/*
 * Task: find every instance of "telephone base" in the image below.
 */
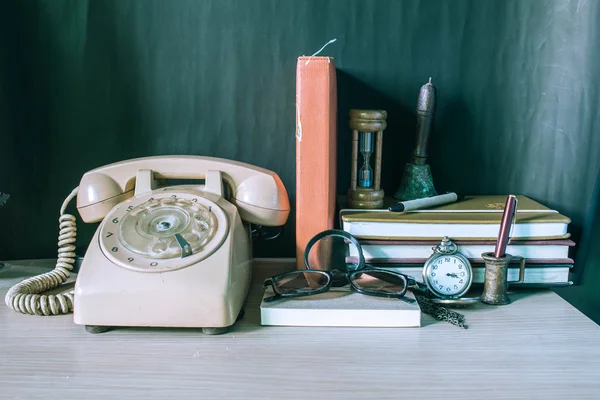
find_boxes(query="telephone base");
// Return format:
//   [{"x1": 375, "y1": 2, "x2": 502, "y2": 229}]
[
  {"x1": 84, "y1": 325, "x2": 229, "y2": 335},
  {"x1": 85, "y1": 325, "x2": 112, "y2": 334},
  {"x1": 82, "y1": 308, "x2": 245, "y2": 335}
]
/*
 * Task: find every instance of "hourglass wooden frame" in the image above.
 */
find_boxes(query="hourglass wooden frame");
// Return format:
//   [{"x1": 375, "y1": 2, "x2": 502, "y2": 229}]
[{"x1": 347, "y1": 109, "x2": 387, "y2": 209}]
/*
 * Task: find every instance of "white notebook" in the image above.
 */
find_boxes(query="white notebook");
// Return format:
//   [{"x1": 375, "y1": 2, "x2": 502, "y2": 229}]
[
  {"x1": 347, "y1": 241, "x2": 573, "y2": 260},
  {"x1": 260, "y1": 287, "x2": 421, "y2": 328}
]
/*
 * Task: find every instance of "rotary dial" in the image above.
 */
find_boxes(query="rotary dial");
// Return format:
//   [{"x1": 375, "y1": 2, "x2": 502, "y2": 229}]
[{"x1": 99, "y1": 190, "x2": 229, "y2": 272}]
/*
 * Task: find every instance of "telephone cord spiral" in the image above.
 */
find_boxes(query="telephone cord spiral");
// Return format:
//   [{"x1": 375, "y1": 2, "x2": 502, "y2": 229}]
[{"x1": 5, "y1": 187, "x2": 79, "y2": 315}]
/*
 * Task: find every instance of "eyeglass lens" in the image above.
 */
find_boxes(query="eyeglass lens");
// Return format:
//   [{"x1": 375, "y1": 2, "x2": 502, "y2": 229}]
[
  {"x1": 274, "y1": 271, "x2": 330, "y2": 294},
  {"x1": 350, "y1": 270, "x2": 407, "y2": 295}
]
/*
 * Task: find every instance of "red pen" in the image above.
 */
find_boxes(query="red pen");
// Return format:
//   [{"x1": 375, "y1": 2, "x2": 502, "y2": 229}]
[{"x1": 493, "y1": 195, "x2": 518, "y2": 258}]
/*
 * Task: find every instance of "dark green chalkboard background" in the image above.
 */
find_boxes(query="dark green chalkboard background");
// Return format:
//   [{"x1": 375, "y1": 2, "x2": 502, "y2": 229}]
[{"x1": 1, "y1": 0, "x2": 599, "y2": 321}]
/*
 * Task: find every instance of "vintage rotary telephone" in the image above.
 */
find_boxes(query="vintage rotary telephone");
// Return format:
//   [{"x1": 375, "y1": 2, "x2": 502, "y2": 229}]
[{"x1": 5, "y1": 155, "x2": 290, "y2": 334}]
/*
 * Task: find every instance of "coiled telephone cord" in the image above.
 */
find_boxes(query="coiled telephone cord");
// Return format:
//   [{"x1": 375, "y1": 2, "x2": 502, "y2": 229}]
[{"x1": 5, "y1": 187, "x2": 79, "y2": 315}]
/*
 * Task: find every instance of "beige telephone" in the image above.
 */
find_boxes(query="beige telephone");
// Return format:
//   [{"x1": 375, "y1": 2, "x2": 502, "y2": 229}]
[{"x1": 5, "y1": 155, "x2": 290, "y2": 334}]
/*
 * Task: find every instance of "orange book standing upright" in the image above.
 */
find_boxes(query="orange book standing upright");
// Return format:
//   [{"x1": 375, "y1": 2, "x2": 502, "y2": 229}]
[{"x1": 295, "y1": 56, "x2": 337, "y2": 269}]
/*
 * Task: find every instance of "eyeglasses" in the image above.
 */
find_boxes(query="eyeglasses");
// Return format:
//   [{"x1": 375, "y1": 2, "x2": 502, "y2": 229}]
[
  {"x1": 263, "y1": 268, "x2": 416, "y2": 303},
  {"x1": 263, "y1": 229, "x2": 415, "y2": 303}
]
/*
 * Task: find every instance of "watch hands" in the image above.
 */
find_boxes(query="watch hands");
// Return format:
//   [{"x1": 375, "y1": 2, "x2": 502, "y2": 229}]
[{"x1": 446, "y1": 272, "x2": 459, "y2": 278}]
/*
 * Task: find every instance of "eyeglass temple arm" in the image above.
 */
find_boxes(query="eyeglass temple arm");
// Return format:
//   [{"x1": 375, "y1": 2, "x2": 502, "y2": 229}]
[{"x1": 262, "y1": 278, "x2": 281, "y2": 302}]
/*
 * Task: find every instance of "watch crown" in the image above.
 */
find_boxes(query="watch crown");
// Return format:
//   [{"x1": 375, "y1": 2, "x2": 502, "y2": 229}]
[{"x1": 436, "y1": 236, "x2": 457, "y2": 254}]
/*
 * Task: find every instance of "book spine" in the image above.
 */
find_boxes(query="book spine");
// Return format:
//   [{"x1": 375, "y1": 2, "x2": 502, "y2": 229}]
[
  {"x1": 295, "y1": 57, "x2": 337, "y2": 269},
  {"x1": 346, "y1": 256, "x2": 575, "y2": 265},
  {"x1": 355, "y1": 239, "x2": 576, "y2": 246},
  {"x1": 376, "y1": 265, "x2": 571, "y2": 285},
  {"x1": 348, "y1": 244, "x2": 571, "y2": 259},
  {"x1": 341, "y1": 220, "x2": 569, "y2": 241}
]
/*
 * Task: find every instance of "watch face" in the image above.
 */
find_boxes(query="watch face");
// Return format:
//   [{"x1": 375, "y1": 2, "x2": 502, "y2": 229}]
[{"x1": 425, "y1": 254, "x2": 472, "y2": 297}]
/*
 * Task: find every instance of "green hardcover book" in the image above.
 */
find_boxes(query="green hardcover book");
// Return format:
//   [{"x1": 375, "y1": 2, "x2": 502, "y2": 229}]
[
  {"x1": 339, "y1": 195, "x2": 571, "y2": 241},
  {"x1": 371, "y1": 263, "x2": 573, "y2": 286}
]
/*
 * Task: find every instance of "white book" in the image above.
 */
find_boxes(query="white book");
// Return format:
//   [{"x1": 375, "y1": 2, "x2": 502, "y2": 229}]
[
  {"x1": 348, "y1": 240, "x2": 574, "y2": 260},
  {"x1": 342, "y1": 221, "x2": 569, "y2": 240},
  {"x1": 260, "y1": 287, "x2": 421, "y2": 328},
  {"x1": 377, "y1": 265, "x2": 572, "y2": 285}
]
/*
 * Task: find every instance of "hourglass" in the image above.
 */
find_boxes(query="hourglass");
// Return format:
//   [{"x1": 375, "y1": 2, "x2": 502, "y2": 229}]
[{"x1": 347, "y1": 109, "x2": 386, "y2": 209}]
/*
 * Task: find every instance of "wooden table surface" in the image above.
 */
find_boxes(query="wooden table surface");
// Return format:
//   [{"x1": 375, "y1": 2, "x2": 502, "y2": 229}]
[{"x1": 1, "y1": 259, "x2": 599, "y2": 399}]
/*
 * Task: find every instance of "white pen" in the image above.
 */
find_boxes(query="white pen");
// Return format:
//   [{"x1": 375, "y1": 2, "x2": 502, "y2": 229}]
[{"x1": 388, "y1": 192, "x2": 463, "y2": 212}]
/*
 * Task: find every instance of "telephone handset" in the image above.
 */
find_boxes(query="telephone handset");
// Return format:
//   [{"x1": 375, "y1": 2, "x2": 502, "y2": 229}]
[
  {"x1": 6, "y1": 156, "x2": 290, "y2": 333},
  {"x1": 76, "y1": 155, "x2": 290, "y2": 226}
]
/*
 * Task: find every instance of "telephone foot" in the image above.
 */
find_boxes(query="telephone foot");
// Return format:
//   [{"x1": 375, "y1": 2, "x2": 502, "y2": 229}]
[
  {"x1": 236, "y1": 308, "x2": 245, "y2": 322},
  {"x1": 85, "y1": 325, "x2": 111, "y2": 334},
  {"x1": 202, "y1": 327, "x2": 229, "y2": 335}
]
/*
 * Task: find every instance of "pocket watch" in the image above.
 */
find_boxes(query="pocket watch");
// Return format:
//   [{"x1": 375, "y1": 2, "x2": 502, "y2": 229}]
[{"x1": 422, "y1": 237, "x2": 478, "y2": 306}]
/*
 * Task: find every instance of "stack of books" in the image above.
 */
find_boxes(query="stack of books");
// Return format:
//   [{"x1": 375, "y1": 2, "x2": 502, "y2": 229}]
[{"x1": 339, "y1": 195, "x2": 574, "y2": 286}]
